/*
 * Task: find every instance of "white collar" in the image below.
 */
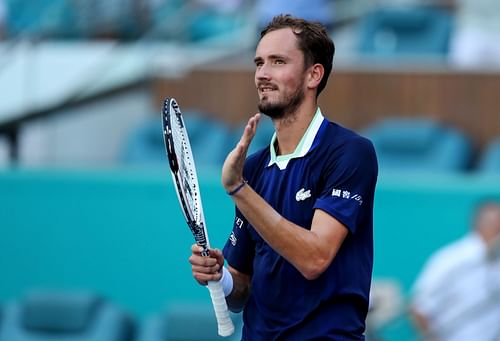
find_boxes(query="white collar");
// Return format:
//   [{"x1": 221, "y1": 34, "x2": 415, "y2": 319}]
[{"x1": 267, "y1": 107, "x2": 325, "y2": 170}]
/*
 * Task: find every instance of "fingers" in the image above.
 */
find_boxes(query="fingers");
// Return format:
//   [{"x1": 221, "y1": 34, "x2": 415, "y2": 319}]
[
  {"x1": 190, "y1": 243, "x2": 204, "y2": 254},
  {"x1": 189, "y1": 244, "x2": 224, "y2": 285},
  {"x1": 191, "y1": 264, "x2": 222, "y2": 285},
  {"x1": 238, "y1": 113, "x2": 261, "y2": 152},
  {"x1": 247, "y1": 113, "x2": 261, "y2": 133},
  {"x1": 210, "y1": 248, "x2": 225, "y2": 266},
  {"x1": 221, "y1": 113, "x2": 261, "y2": 190}
]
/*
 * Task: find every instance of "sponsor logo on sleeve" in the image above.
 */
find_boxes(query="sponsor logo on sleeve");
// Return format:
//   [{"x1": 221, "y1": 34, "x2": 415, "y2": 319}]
[{"x1": 332, "y1": 188, "x2": 363, "y2": 205}]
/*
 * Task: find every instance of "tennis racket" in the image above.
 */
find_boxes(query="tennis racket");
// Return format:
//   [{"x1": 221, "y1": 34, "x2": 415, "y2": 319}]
[{"x1": 161, "y1": 98, "x2": 234, "y2": 337}]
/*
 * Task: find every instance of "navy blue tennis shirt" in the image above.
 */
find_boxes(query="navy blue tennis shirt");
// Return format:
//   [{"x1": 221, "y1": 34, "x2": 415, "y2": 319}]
[{"x1": 223, "y1": 109, "x2": 378, "y2": 340}]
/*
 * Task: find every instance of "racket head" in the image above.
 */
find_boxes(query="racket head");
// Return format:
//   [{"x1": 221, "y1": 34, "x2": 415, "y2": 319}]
[{"x1": 162, "y1": 98, "x2": 210, "y2": 252}]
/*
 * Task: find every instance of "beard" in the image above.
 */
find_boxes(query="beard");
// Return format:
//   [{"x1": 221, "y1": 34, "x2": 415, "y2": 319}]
[{"x1": 258, "y1": 85, "x2": 305, "y2": 120}]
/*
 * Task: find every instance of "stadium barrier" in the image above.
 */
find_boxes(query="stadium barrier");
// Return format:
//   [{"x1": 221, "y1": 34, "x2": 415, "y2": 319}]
[{"x1": 0, "y1": 168, "x2": 499, "y2": 338}]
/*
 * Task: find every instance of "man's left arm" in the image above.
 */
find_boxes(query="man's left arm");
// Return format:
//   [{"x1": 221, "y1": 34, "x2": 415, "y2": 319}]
[
  {"x1": 230, "y1": 183, "x2": 348, "y2": 280},
  {"x1": 222, "y1": 113, "x2": 350, "y2": 280}
]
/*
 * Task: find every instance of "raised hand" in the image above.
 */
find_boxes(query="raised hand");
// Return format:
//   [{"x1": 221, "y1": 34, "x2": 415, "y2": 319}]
[{"x1": 222, "y1": 113, "x2": 261, "y2": 192}]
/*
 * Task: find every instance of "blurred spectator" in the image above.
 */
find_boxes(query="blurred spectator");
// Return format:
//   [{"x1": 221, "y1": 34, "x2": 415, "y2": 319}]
[
  {"x1": 449, "y1": 0, "x2": 500, "y2": 68},
  {"x1": 255, "y1": 0, "x2": 335, "y2": 32},
  {"x1": 410, "y1": 201, "x2": 500, "y2": 341}
]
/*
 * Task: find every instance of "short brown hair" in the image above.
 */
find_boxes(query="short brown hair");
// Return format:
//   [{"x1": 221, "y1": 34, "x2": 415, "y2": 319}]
[{"x1": 260, "y1": 14, "x2": 335, "y2": 96}]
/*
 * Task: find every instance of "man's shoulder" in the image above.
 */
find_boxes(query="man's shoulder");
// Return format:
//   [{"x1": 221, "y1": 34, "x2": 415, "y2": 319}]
[
  {"x1": 318, "y1": 120, "x2": 377, "y2": 171},
  {"x1": 321, "y1": 120, "x2": 375, "y2": 152}
]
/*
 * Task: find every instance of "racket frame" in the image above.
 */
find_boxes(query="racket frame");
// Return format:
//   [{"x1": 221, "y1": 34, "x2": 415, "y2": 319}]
[{"x1": 162, "y1": 98, "x2": 234, "y2": 337}]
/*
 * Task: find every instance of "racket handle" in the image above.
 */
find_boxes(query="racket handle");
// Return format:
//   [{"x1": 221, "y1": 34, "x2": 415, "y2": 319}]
[{"x1": 207, "y1": 281, "x2": 235, "y2": 337}]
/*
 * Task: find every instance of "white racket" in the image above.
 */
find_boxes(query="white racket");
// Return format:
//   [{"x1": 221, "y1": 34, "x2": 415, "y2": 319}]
[{"x1": 161, "y1": 98, "x2": 234, "y2": 337}]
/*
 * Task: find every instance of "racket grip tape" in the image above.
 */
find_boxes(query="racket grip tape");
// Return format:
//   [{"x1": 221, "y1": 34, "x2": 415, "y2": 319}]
[{"x1": 207, "y1": 281, "x2": 235, "y2": 337}]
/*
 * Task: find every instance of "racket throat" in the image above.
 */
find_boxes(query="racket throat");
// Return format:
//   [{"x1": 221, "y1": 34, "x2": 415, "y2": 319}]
[{"x1": 188, "y1": 220, "x2": 210, "y2": 256}]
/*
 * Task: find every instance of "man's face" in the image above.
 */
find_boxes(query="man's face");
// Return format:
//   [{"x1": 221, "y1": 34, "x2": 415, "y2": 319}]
[{"x1": 254, "y1": 28, "x2": 308, "y2": 119}]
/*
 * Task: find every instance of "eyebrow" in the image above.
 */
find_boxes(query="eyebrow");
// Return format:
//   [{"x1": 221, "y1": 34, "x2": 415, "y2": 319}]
[{"x1": 253, "y1": 54, "x2": 288, "y2": 64}]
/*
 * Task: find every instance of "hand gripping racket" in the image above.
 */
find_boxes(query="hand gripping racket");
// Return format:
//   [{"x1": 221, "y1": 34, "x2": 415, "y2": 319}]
[{"x1": 161, "y1": 98, "x2": 234, "y2": 337}]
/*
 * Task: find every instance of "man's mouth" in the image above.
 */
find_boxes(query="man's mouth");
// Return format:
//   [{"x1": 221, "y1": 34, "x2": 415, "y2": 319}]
[{"x1": 258, "y1": 84, "x2": 278, "y2": 93}]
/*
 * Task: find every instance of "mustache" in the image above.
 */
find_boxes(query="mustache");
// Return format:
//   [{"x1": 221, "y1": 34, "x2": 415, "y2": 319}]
[{"x1": 257, "y1": 82, "x2": 278, "y2": 90}]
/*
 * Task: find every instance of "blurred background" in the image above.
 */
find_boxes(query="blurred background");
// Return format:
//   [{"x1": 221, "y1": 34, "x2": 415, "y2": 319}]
[{"x1": 0, "y1": 0, "x2": 499, "y2": 340}]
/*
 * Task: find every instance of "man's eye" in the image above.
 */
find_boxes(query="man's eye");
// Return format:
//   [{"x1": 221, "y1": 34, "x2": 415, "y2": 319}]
[{"x1": 275, "y1": 60, "x2": 285, "y2": 65}]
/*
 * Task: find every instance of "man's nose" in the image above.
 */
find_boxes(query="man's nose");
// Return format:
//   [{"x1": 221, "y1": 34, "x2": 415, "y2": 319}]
[{"x1": 255, "y1": 64, "x2": 271, "y2": 80}]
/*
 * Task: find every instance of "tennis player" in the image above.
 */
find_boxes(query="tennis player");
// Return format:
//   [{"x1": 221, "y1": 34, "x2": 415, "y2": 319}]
[{"x1": 189, "y1": 14, "x2": 378, "y2": 340}]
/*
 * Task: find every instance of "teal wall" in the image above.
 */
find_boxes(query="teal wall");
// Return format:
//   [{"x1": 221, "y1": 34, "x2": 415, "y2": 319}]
[
  {"x1": 373, "y1": 172, "x2": 500, "y2": 290},
  {"x1": 1, "y1": 168, "x2": 499, "y2": 337},
  {"x1": 0, "y1": 168, "x2": 234, "y2": 318}
]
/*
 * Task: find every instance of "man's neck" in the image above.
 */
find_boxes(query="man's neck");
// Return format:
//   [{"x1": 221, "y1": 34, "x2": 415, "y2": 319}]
[{"x1": 273, "y1": 100, "x2": 318, "y2": 156}]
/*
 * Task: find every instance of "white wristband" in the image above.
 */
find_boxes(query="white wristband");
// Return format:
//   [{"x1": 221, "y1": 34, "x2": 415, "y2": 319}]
[{"x1": 220, "y1": 266, "x2": 234, "y2": 297}]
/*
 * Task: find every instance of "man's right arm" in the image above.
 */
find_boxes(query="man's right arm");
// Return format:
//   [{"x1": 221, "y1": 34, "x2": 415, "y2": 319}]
[{"x1": 226, "y1": 265, "x2": 251, "y2": 313}]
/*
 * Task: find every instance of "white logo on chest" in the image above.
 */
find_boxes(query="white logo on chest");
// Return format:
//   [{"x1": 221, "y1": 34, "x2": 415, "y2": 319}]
[{"x1": 295, "y1": 188, "x2": 312, "y2": 202}]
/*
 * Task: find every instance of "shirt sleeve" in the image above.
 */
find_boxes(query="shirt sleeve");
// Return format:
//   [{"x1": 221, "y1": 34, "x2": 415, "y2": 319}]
[
  {"x1": 410, "y1": 242, "x2": 466, "y2": 318},
  {"x1": 411, "y1": 263, "x2": 439, "y2": 317},
  {"x1": 313, "y1": 136, "x2": 378, "y2": 234},
  {"x1": 222, "y1": 206, "x2": 255, "y2": 275}
]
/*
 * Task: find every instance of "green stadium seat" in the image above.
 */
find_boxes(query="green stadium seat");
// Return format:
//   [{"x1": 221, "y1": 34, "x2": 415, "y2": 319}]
[
  {"x1": 358, "y1": 7, "x2": 453, "y2": 59},
  {"x1": 361, "y1": 118, "x2": 472, "y2": 172},
  {"x1": 120, "y1": 116, "x2": 167, "y2": 166},
  {"x1": 5, "y1": 0, "x2": 81, "y2": 39},
  {"x1": 0, "y1": 290, "x2": 135, "y2": 341},
  {"x1": 120, "y1": 113, "x2": 234, "y2": 173},
  {"x1": 138, "y1": 303, "x2": 242, "y2": 341},
  {"x1": 188, "y1": 10, "x2": 246, "y2": 43},
  {"x1": 479, "y1": 138, "x2": 500, "y2": 173}
]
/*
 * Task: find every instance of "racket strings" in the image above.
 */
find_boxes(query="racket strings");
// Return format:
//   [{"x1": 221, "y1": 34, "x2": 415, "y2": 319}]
[
  {"x1": 173, "y1": 122, "x2": 208, "y2": 249},
  {"x1": 166, "y1": 100, "x2": 207, "y2": 248},
  {"x1": 172, "y1": 114, "x2": 201, "y2": 224}
]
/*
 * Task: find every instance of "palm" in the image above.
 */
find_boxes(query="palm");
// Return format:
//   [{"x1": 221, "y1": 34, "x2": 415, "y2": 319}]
[{"x1": 222, "y1": 114, "x2": 261, "y2": 190}]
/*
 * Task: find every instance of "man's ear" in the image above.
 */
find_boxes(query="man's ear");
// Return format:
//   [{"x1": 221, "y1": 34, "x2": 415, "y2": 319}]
[{"x1": 307, "y1": 63, "x2": 324, "y2": 90}]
